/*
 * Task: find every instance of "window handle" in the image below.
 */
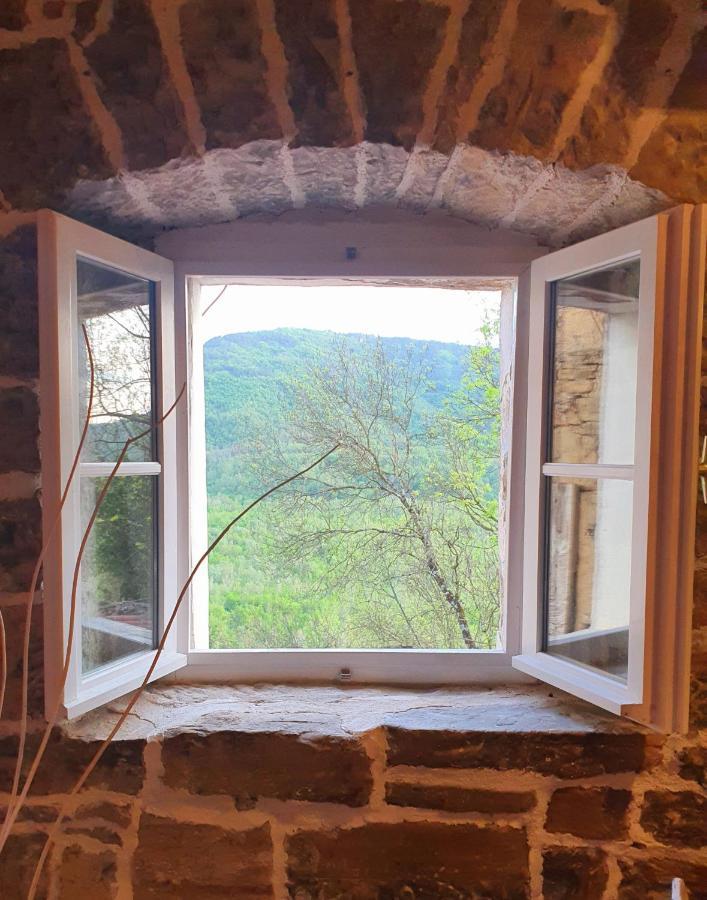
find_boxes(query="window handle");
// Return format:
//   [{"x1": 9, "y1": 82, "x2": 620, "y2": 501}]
[{"x1": 700, "y1": 436, "x2": 707, "y2": 505}]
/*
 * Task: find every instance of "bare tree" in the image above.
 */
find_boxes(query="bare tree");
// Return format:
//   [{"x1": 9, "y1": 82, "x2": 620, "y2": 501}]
[{"x1": 251, "y1": 334, "x2": 501, "y2": 650}]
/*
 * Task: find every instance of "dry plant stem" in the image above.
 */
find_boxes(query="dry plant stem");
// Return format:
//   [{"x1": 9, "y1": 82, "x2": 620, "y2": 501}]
[
  {"x1": 0, "y1": 383, "x2": 185, "y2": 856},
  {"x1": 26, "y1": 443, "x2": 340, "y2": 898},
  {"x1": 0, "y1": 325, "x2": 95, "y2": 837},
  {"x1": 201, "y1": 284, "x2": 227, "y2": 318}
]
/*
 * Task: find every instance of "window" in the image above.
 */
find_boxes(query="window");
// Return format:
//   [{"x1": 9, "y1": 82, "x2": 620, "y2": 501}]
[
  {"x1": 38, "y1": 205, "x2": 705, "y2": 730},
  {"x1": 38, "y1": 212, "x2": 184, "y2": 718},
  {"x1": 196, "y1": 284, "x2": 505, "y2": 653}
]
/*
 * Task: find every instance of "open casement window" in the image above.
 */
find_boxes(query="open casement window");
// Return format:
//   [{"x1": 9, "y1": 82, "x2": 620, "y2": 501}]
[
  {"x1": 38, "y1": 205, "x2": 704, "y2": 731},
  {"x1": 513, "y1": 205, "x2": 706, "y2": 732},
  {"x1": 38, "y1": 211, "x2": 187, "y2": 718}
]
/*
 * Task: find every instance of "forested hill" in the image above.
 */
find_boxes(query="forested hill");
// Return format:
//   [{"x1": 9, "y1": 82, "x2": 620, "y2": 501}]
[{"x1": 203, "y1": 328, "x2": 476, "y2": 495}]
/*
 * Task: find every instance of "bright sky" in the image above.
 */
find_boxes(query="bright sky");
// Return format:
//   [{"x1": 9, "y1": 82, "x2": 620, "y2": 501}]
[{"x1": 199, "y1": 284, "x2": 501, "y2": 346}]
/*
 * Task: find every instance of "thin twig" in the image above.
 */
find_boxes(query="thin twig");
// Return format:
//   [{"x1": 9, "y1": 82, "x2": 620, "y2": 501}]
[
  {"x1": 0, "y1": 325, "x2": 95, "y2": 842},
  {"x1": 201, "y1": 285, "x2": 228, "y2": 318},
  {"x1": 26, "y1": 443, "x2": 339, "y2": 898}
]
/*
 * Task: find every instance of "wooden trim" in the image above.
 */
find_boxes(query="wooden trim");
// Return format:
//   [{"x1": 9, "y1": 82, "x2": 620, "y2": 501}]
[
  {"x1": 79, "y1": 462, "x2": 162, "y2": 477},
  {"x1": 541, "y1": 463, "x2": 634, "y2": 480},
  {"x1": 37, "y1": 209, "x2": 185, "y2": 718},
  {"x1": 625, "y1": 205, "x2": 705, "y2": 731},
  {"x1": 176, "y1": 266, "x2": 530, "y2": 674},
  {"x1": 514, "y1": 209, "x2": 694, "y2": 726},
  {"x1": 182, "y1": 648, "x2": 528, "y2": 686}
]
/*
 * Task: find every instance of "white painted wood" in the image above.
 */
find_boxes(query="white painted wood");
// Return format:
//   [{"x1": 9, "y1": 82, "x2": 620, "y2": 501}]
[
  {"x1": 512, "y1": 653, "x2": 634, "y2": 714},
  {"x1": 182, "y1": 649, "x2": 532, "y2": 686},
  {"x1": 176, "y1": 267, "x2": 531, "y2": 680},
  {"x1": 64, "y1": 651, "x2": 187, "y2": 719},
  {"x1": 541, "y1": 463, "x2": 634, "y2": 480},
  {"x1": 164, "y1": 215, "x2": 548, "y2": 673},
  {"x1": 156, "y1": 208, "x2": 546, "y2": 279},
  {"x1": 515, "y1": 207, "x2": 702, "y2": 730},
  {"x1": 625, "y1": 204, "x2": 706, "y2": 731},
  {"x1": 38, "y1": 210, "x2": 185, "y2": 717},
  {"x1": 79, "y1": 462, "x2": 161, "y2": 477}
]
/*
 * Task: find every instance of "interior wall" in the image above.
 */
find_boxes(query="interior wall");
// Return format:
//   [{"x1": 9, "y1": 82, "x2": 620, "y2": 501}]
[{"x1": 0, "y1": 0, "x2": 705, "y2": 895}]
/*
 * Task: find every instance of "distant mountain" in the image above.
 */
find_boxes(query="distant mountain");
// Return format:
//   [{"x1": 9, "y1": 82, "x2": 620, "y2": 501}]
[{"x1": 203, "y1": 328, "x2": 483, "y2": 497}]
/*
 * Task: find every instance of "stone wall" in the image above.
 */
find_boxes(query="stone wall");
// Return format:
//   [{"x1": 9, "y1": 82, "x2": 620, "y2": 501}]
[
  {"x1": 0, "y1": 685, "x2": 706, "y2": 899},
  {"x1": 0, "y1": 0, "x2": 704, "y2": 244},
  {"x1": 1, "y1": 0, "x2": 706, "y2": 895}
]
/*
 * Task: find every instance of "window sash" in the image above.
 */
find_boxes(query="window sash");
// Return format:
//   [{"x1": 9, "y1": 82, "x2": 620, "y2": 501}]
[
  {"x1": 38, "y1": 210, "x2": 186, "y2": 719},
  {"x1": 514, "y1": 205, "x2": 704, "y2": 730}
]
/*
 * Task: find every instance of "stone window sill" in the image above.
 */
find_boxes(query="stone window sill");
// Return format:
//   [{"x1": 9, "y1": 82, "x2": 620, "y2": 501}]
[{"x1": 64, "y1": 682, "x2": 648, "y2": 745}]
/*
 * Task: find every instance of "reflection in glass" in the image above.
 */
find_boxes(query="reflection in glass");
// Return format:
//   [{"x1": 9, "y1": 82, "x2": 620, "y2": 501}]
[
  {"x1": 545, "y1": 477, "x2": 632, "y2": 680},
  {"x1": 77, "y1": 257, "x2": 155, "y2": 462},
  {"x1": 550, "y1": 258, "x2": 640, "y2": 465},
  {"x1": 81, "y1": 476, "x2": 157, "y2": 673}
]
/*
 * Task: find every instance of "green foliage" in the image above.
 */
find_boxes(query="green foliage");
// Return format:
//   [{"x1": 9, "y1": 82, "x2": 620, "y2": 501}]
[{"x1": 204, "y1": 325, "x2": 502, "y2": 650}]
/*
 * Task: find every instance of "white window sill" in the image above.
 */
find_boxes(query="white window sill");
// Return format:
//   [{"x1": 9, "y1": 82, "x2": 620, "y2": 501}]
[{"x1": 180, "y1": 649, "x2": 531, "y2": 687}]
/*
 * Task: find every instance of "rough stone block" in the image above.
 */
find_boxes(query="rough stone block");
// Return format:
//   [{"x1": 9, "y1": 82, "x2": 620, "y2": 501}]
[
  {"x1": 0, "y1": 226, "x2": 38, "y2": 379},
  {"x1": 0, "y1": 732, "x2": 145, "y2": 796},
  {"x1": 361, "y1": 142, "x2": 408, "y2": 202},
  {"x1": 161, "y1": 730, "x2": 372, "y2": 807},
  {"x1": 385, "y1": 782, "x2": 536, "y2": 814},
  {"x1": 560, "y1": 0, "x2": 676, "y2": 170},
  {"x1": 0, "y1": 0, "x2": 27, "y2": 30},
  {"x1": 0, "y1": 803, "x2": 57, "y2": 823},
  {"x1": 287, "y1": 821, "x2": 529, "y2": 898},
  {"x1": 471, "y1": 0, "x2": 607, "y2": 157},
  {"x1": 0, "y1": 40, "x2": 111, "y2": 209},
  {"x1": 180, "y1": 0, "x2": 280, "y2": 150},
  {"x1": 291, "y1": 146, "x2": 358, "y2": 208},
  {"x1": 618, "y1": 857, "x2": 707, "y2": 899},
  {"x1": 55, "y1": 845, "x2": 118, "y2": 900},
  {"x1": 677, "y1": 743, "x2": 706, "y2": 788},
  {"x1": 434, "y1": 0, "x2": 507, "y2": 153},
  {"x1": 73, "y1": 0, "x2": 100, "y2": 42},
  {"x1": 274, "y1": 0, "x2": 353, "y2": 147},
  {"x1": 0, "y1": 833, "x2": 48, "y2": 899},
  {"x1": 0, "y1": 600, "x2": 43, "y2": 720},
  {"x1": 543, "y1": 847, "x2": 608, "y2": 900},
  {"x1": 133, "y1": 815, "x2": 272, "y2": 898},
  {"x1": 65, "y1": 800, "x2": 134, "y2": 845},
  {"x1": 630, "y1": 29, "x2": 707, "y2": 203},
  {"x1": 0, "y1": 497, "x2": 42, "y2": 593},
  {"x1": 350, "y1": 0, "x2": 449, "y2": 149},
  {"x1": 693, "y1": 564, "x2": 707, "y2": 630},
  {"x1": 84, "y1": 0, "x2": 190, "y2": 170},
  {"x1": 546, "y1": 786, "x2": 631, "y2": 839},
  {"x1": 691, "y1": 642, "x2": 707, "y2": 731},
  {"x1": 0, "y1": 388, "x2": 39, "y2": 473},
  {"x1": 640, "y1": 790, "x2": 707, "y2": 848},
  {"x1": 385, "y1": 727, "x2": 652, "y2": 777}
]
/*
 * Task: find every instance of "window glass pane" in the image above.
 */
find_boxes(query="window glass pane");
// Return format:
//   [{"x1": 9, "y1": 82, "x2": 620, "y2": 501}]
[
  {"x1": 544, "y1": 476, "x2": 632, "y2": 681},
  {"x1": 80, "y1": 475, "x2": 157, "y2": 674},
  {"x1": 77, "y1": 257, "x2": 155, "y2": 462},
  {"x1": 550, "y1": 258, "x2": 640, "y2": 465}
]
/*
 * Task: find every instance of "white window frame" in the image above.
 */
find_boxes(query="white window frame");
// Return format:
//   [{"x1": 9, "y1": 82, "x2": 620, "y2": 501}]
[
  {"x1": 38, "y1": 205, "x2": 704, "y2": 730},
  {"x1": 513, "y1": 205, "x2": 704, "y2": 731},
  {"x1": 176, "y1": 273, "x2": 528, "y2": 687},
  {"x1": 38, "y1": 211, "x2": 186, "y2": 719}
]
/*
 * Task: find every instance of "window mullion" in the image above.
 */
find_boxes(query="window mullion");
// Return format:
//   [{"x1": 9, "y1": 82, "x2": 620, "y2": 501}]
[
  {"x1": 79, "y1": 461, "x2": 162, "y2": 477},
  {"x1": 541, "y1": 462, "x2": 633, "y2": 480}
]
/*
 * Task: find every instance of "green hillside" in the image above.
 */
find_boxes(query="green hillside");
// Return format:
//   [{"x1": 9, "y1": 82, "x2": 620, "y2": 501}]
[{"x1": 203, "y1": 327, "x2": 501, "y2": 650}]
